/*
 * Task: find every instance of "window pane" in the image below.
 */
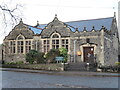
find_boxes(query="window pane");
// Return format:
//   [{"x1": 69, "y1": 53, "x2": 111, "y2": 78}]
[
  {"x1": 26, "y1": 41, "x2": 28, "y2": 45},
  {"x1": 47, "y1": 45, "x2": 50, "y2": 51},
  {"x1": 13, "y1": 41, "x2": 15, "y2": 45},
  {"x1": 21, "y1": 46, "x2": 23, "y2": 53},
  {"x1": 62, "y1": 45, "x2": 64, "y2": 47},
  {"x1": 56, "y1": 45, "x2": 59, "y2": 49},
  {"x1": 44, "y1": 40, "x2": 46, "y2": 44},
  {"x1": 52, "y1": 40, "x2": 55, "y2": 44},
  {"x1": 10, "y1": 47, "x2": 12, "y2": 53},
  {"x1": 52, "y1": 45, "x2": 55, "y2": 49},
  {"x1": 56, "y1": 40, "x2": 59, "y2": 44},
  {"x1": 29, "y1": 41, "x2": 31, "y2": 45},
  {"x1": 44, "y1": 46, "x2": 46, "y2": 52},
  {"x1": 13, "y1": 47, "x2": 15, "y2": 53},
  {"x1": 26, "y1": 46, "x2": 28, "y2": 53},
  {"x1": 29, "y1": 46, "x2": 31, "y2": 50},
  {"x1": 66, "y1": 45, "x2": 68, "y2": 50},
  {"x1": 21, "y1": 41, "x2": 23, "y2": 45},
  {"x1": 18, "y1": 41, "x2": 20, "y2": 45},
  {"x1": 62, "y1": 40, "x2": 65, "y2": 44},
  {"x1": 18, "y1": 46, "x2": 20, "y2": 53},
  {"x1": 66, "y1": 39, "x2": 68, "y2": 44},
  {"x1": 10, "y1": 41, "x2": 13, "y2": 45},
  {"x1": 47, "y1": 40, "x2": 50, "y2": 44}
]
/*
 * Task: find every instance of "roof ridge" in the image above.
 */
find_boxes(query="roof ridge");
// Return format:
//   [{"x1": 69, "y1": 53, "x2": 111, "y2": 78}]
[{"x1": 65, "y1": 17, "x2": 113, "y2": 23}]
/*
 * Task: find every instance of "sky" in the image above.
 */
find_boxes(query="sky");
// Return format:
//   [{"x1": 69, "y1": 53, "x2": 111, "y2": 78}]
[{"x1": 0, "y1": 0, "x2": 119, "y2": 44}]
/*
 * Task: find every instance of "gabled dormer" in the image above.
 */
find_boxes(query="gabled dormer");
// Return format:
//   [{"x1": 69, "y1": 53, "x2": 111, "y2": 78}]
[
  {"x1": 4, "y1": 19, "x2": 34, "y2": 40},
  {"x1": 41, "y1": 15, "x2": 72, "y2": 38}
]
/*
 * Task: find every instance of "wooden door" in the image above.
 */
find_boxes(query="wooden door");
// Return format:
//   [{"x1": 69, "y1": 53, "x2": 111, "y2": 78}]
[{"x1": 83, "y1": 47, "x2": 94, "y2": 62}]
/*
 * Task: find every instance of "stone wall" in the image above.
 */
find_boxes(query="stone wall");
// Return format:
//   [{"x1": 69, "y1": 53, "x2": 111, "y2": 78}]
[
  {"x1": 2, "y1": 64, "x2": 65, "y2": 71},
  {"x1": 69, "y1": 31, "x2": 103, "y2": 63},
  {"x1": 104, "y1": 32, "x2": 119, "y2": 65},
  {"x1": 4, "y1": 54, "x2": 26, "y2": 63}
]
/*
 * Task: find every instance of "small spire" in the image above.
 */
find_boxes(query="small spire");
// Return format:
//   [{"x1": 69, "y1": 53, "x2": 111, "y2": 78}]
[
  {"x1": 75, "y1": 28, "x2": 79, "y2": 33},
  {"x1": 83, "y1": 26, "x2": 87, "y2": 32},
  {"x1": 19, "y1": 18, "x2": 23, "y2": 24},
  {"x1": 20, "y1": 18, "x2": 22, "y2": 21},
  {"x1": 101, "y1": 26, "x2": 105, "y2": 30},
  {"x1": 55, "y1": 14, "x2": 57, "y2": 17},
  {"x1": 53, "y1": 14, "x2": 59, "y2": 21},
  {"x1": 37, "y1": 20, "x2": 39, "y2": 26},
  {"x1": 114, "y1": 12, "x2": 116, "y2": 18},
  {"x1": 92, "y1": 26, "x2": 95, "y2": 31}
]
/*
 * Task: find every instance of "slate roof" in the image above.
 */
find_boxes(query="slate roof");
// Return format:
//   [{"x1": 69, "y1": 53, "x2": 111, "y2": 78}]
[
  {"x1": 29, "y1": 17, "x2": 113, "y2": 34},
  {"x1": 66, "y1": 17, "x2": 113, "y2": 32},
  {"x1": 28, "y1": 26, "x2": 42, "y2": 34}
]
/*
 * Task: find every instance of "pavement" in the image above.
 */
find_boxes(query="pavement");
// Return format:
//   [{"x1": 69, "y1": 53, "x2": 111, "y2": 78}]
[{"x1": 0, "y1": 68, "x2": 120, "y2": 77}]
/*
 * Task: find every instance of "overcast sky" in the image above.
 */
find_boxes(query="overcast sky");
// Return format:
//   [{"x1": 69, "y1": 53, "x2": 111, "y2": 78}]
[{"x1": 0, "y1": 0, "x2": 119, "y2": 44}]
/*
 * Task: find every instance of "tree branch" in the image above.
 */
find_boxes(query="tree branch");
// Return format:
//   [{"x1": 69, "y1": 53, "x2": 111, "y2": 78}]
[{"x1": 0, "y1": 4, "x2": 23, "y2": 26}]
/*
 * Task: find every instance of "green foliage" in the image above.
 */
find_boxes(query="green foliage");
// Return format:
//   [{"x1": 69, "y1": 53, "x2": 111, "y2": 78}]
[
  {"x1": 36, "y1": 52, "x2": 45, "y2": 63},
  {"x1": 5, "y1": 61, "x2": 24, "y2": 65},
  {"x1": 115, "y1": 62, "x2": 120, "y2": 65},
  {"x1": 5, "y1": 62, "x2": 16, "y2": 65},
  {"x1": 26, "y1": 50, "x2": 45, "y2": 64},
  {"x1": 16, "y1": 61, "x2": 24, "y2": 64},
  {"x1": 45, "y1": 49, "x2": 60, "y2": 63},
  {"x1": 59, "y1": 47, "x2": 68, "y2": 63}
]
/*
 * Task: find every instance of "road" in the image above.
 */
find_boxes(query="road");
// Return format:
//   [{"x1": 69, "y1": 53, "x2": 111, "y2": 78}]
[{"x1": 1, "y1": 70, "x2": 119, "y2": 88}]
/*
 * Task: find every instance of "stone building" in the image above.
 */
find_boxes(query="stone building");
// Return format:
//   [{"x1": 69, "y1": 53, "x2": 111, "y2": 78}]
[
  {"x1": 118, "y1": 1, "x2": 120, "y2": 61},
  {"x1": 3, "y1": 14, "x2": 120, "y2": 66}
]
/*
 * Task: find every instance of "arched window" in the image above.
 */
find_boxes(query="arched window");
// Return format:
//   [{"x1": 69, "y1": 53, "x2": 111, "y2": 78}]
[
  {"x1": 16, "y1": 35, "x2": 25, "y2": 53},
  {"x1": 52, "y1": 34, "x2": 59, "y2": 38},
  {"x1": 16, "y1": 34, "x2": 25, "y2": 40},
  {"x1": 17, "y1": 36, "x2": 24, "y2": 40},
  {"x1": 52, "y1": 33, "x2": 60, "y2": 49}
]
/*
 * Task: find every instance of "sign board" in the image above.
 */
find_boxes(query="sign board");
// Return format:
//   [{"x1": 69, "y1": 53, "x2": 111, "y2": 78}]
[{"x1": 55, "y1": 57, "x2": 64, "y2": 61}]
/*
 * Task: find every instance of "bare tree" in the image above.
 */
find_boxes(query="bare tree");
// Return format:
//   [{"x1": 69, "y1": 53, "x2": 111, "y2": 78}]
[{"x1": 0, "y1": 1, "x2": 23, "y2": 28}]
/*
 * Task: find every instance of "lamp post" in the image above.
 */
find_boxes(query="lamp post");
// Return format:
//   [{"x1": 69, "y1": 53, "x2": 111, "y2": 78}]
[
  {"x1": 74, "y1": 40, "x2": 77, "y2": 63},
  {"x1": 36, "y1": 41, "x2": 37, "y2": 51},
  {"x1": 1, "y1": 44, "x2": 4, "y2": 64}
]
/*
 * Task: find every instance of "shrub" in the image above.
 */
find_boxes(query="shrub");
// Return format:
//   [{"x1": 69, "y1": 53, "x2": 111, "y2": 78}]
[
  {"x1": 115, "y1": 62, "x2": 120, "y2": 65},
  {"x1": 16, "y1": 61, "x2": 24, "y2": 64},
  {"x1": 59, "y1": 47, "x2": 68, "y2": 63},
  {"x1": 5, "y1": 62, "x2": 16, "y2": 65},
  {"x1": 26, "y1": 50, "x2": 45, "y2": 64},
  {"x1": 46, "y1": 49, "x2": 60, "y2": 63},
  {"x1": 36, "y1": 52, "x2": 45, "y2": 64}
]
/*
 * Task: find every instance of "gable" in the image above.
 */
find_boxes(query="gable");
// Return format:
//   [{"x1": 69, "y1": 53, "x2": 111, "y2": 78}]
[
  {"x1": 40, "y1": 16, "x2": 72, "y2": 38},
  {"x1": 4, "y1": 20, "x2": 34, "y2": 40}
]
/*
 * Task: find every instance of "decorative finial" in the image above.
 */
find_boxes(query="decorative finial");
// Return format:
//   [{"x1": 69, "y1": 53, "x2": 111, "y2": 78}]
[
  {"x1": 53, "y1": 14, "x2": 58, "y2": 21},
  {"x1": 114, "y1": 12, "x2": 116, "y2": 18},
  {"x1": 55, "y1": 14, "x2": 57, "y2": 17},
  {"x1": 19, "y1": 18, "x2": 23, "y2": 24},
  {"x1": 37, "y1": 20, "x2": 39, "y2": 25},
  {"x1": 101, "y1": 26, "x2": 105, "y2": 30},
  {"x1": 83, "y1": 26, "x2": 87, "y2": 31},
  {"x1": 92, "y1": 26, "x2": 95, "y2": 30},
  {"x1": 75, "y1": 28, "x2": 79, "y2": 33}
]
